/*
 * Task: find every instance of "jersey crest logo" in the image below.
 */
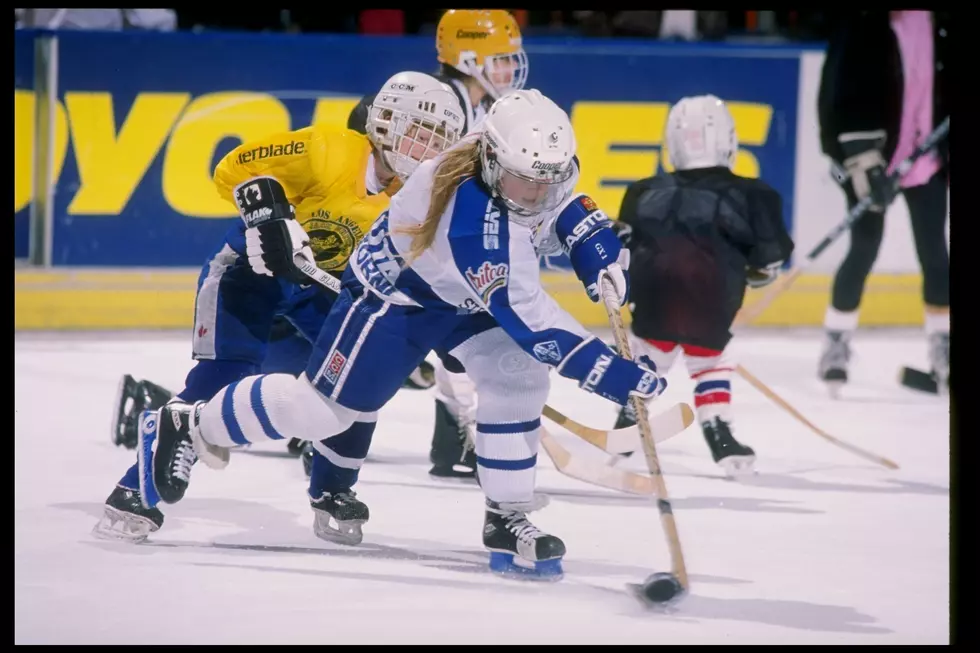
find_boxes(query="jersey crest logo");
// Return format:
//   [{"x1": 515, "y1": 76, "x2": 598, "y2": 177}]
[
  {"x1": 303, "y1": 211, "x2": 365, "y2": 272},
  {"x1": 465, "y1": 261, "x2": 508, "y2": 304},
  {"x1": 532, "y1": 340, "x2": 562, "y2": 364}
]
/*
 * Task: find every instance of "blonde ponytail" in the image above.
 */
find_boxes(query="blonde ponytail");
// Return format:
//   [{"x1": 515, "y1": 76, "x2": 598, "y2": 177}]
[{"x1": 398, "y1": 141, "x2": 481, "y2": 260}]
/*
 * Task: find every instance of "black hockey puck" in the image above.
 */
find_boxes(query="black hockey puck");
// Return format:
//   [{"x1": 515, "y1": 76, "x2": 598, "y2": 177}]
[{"x1": 638, "y1": 572, "x2": 685, "y2": 605}]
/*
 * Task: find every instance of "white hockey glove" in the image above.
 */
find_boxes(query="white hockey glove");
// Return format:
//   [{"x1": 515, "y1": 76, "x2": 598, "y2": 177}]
[
  {"x1": 746, "y1": 261, "x2": 783, "y2": 289},
  {"x1": 234, "y1": 176, "x2": 316, "y2": 286},
  {"x1": 839, "y1": 130, "x2": 892, "y2": 211}
]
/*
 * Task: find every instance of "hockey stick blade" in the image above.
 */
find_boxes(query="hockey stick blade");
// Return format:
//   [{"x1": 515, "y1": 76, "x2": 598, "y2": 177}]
[
  {"x1": 542, "y1": 403, "x2": 694, "y2": 455},
  {"x1": 539, "y1": 427, "x2": 658, "y2": 495},
  {"x1": 898, "y1": 366, "x2": 939, "y2": 395}
]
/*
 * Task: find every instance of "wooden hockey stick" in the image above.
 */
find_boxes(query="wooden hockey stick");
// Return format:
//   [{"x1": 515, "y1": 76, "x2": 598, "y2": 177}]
[
  {"x1": 601, "y1": 278, "x2": 690, "y2": 591},
  {"x1": 541, "y1": 402, "x2": 694, "y2": 455},
  {"x1": 539, "y1": 427, "x2": 658, "y2": 495},
  {"x1": 735, "y1": 364, "x2": 899, "y2": 470},
  {"x1": 734, "y1": 116, "x2": 949, "y2": 327}
]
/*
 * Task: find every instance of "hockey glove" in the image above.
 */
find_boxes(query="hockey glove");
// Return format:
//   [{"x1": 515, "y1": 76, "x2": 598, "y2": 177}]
[
  {"x1": 233, "y1": 176, "x2": 315, "y2": 286},
  {"x1": 838, "y1": 131, "x2": 892, "y2": 211},
  {"x1": 746, "y1": 261, "x2": 783, "y2": 289},
  {"x1": 558, "y1": 338, "x2": 667, "y2": 406},
  {"x1": 555, "y1": 194, "x2": 631, "y2": 306}
]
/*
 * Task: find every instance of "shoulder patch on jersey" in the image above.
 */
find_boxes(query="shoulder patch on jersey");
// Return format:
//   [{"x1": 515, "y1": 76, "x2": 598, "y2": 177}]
[{"x1": 465, "y1": 260, "x2": 508, "y2": 304}]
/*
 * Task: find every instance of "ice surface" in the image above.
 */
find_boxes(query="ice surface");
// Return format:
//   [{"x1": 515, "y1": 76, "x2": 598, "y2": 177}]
[{"x1": 15, "y1": 329, "x2": 949, "y2": 644}]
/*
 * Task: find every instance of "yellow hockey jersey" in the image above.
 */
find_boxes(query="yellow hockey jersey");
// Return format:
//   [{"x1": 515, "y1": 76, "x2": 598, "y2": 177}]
[{"x1": 213, "y1": 123, "x2": 398, "y2": 272}]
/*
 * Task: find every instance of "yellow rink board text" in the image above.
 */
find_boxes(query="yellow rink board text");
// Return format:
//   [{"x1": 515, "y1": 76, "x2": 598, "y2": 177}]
[{"x1": 15, "y1": 268, "x2": 927, "y2": 331}]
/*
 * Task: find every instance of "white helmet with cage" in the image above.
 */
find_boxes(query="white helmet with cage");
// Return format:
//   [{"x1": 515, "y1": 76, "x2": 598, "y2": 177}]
[
  {"x1": 478, "y1": 89, "x2": 576, "y2": 223},
  {"x1": 365, "y1": 71, "x2": 466, "y2": 180},
  {"x1": 664, "y1": 94, "x2": 738, "y2": 171}
]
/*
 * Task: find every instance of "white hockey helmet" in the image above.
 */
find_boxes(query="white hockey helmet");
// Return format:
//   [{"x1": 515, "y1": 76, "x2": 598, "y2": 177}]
[
  {"x1": 366, "y1": 71, "x2": 466, "y2": 180},
  {"x1": 664, "y1": 95, "x2": 738, "y2": 171},
  {"x1": 479, "y1": 89, "x2": 576, "y2": 223}
]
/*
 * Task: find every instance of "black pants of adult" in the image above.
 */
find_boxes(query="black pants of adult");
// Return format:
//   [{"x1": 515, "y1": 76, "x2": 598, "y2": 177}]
[{"x1": 831, "y1": 168, "x2": 949, "y2": 312}]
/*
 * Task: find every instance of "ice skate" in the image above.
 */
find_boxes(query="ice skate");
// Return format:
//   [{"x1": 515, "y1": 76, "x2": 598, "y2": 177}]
[
  {"x1": 428, "y1": 398, "x2": 477, "y2": 480},
  {"x1": 310, "y1": 490, "x2": 370, "y2": 546},
  {"x1": 91, "y1": 485, "x2": 165, "y2": 543},
  {"x1": 111, "y1": 374, "x2": 174, "y2": 449},
  {"x1": 702, "y1": 417, "x2": 756, "y2": 477},
  {"x1": 136, "y1": 402, "x2": 209, "y2": 508},
  {"x1": 928, "y1": 332, "x2": 950, "y2": 397},
  {"x1": 818, "y1": 330, "x2": 852, "y2": 398},
  {"x1": 483, "y1": 497, "x2": 565, "y2": 581}
]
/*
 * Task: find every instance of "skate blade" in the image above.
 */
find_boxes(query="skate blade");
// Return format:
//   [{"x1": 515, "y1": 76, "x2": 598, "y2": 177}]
[
  {"x1": 91, "y1": 506, "x2": 158, "y2": 544},
  {"x1": 488, "y1": 552, "x2": 564, "y2": 582},
  {"x1": 721, "y1": 455, "x2": 757, "y2": 478},
  {"x1": 313, "y1": 517, "x2": 366, "y2": 546}
]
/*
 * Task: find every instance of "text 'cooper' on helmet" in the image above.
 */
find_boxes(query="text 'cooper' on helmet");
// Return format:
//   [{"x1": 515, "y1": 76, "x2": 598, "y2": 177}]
[
  {"x1": 479, "y1": 89, "x2": 576, "y2": 222},
  {"x1": 366, "y1": 71, "x2": 466, "y2": 181},
  {"x1": 436, "y1": 10, "x2": 528, "y2": 99}
]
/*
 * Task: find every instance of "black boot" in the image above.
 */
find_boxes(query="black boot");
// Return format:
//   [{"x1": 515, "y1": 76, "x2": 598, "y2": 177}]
[
  {"x1": 702, "y1": 417, "x2": 755, "y2": 476},
  {"x1": 137, "y1": 403, "x2": 202, "y2": 507},
  {"x1": 484, "y1": 498, "x2": 565, "y2": 580},
  {"x1": 92, "y1": 485, "x2": 165, "y2": 543},
  {"x1": 310, "y1": 490, "x2": 370, "y2": 545}
]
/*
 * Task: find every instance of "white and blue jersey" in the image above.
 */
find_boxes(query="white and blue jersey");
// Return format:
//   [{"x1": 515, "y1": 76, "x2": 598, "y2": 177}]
[{"x1": 303, "y1": 155, "x2": 599, "y2": 413}]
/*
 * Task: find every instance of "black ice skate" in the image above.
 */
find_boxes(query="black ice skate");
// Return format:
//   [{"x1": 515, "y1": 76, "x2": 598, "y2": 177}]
[
  {"x1": 702, "y1": 417, "x2": 756, "y2": 477},
  {"x1": 310, "y1": 490, "x2": 370, "y2": 545},
  {"x1": 91, "y1": 485, "x2": 165, "y2": 543},
  {"x1": 137, "y1": 403, "x2": 204, "y2": 508},
  {"x1": 429, "y1": 398, "x2": 477, "y2": 480},
  {"x1": 484, "y1": 498, "x2": 565, "y2": 581},
  {"x1": 818, "y1": 330, "x2": 851, "y2": 398},
  {"x1": 111, "y1": 374, "x2": 174, "y2": 449}
]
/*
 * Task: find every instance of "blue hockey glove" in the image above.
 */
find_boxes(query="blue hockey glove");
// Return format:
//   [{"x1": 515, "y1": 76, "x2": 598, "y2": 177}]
[
  {"x1": 554, "y1": 194, "x2": 630, "y2": 306},
  {"x1": 558, "y1": 338, "x2": 667, "y2": 406}
]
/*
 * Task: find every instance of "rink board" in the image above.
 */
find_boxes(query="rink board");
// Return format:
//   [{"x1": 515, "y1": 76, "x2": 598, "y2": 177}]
[{"x1": 15, "y1": 268, "x2": 926, "y2": 330}]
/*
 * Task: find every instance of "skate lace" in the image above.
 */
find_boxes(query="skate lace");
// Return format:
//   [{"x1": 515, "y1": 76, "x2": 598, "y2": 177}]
[
  {"x1": 503, "y1": 513, "x2": 542, "y2": 546},
  {"x1": 172, "y1": 439, "x2": 197, "y2": 483}
]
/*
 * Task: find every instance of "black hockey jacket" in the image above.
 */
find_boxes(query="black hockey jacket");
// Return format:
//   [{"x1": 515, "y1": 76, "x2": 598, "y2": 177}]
[{"x1": 817, "y1": 11, "x2": 949, "y2": 165}]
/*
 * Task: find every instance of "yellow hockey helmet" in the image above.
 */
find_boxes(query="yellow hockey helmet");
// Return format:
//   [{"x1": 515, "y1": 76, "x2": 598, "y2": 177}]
[{"x1": 436, "y1": 10, "x2": 528, "y2": 99}]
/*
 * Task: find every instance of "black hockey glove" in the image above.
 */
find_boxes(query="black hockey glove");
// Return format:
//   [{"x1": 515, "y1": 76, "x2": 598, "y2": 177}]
[
  {"x1": 838, "y1": 130, "x2": 892, "y2": 211},
  {"x1": 233, "y1": 176, "x2": 315, "y2": 286}
]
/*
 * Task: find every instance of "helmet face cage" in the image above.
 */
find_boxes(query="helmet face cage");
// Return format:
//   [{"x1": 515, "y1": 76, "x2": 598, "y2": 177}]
[
  {"x1": 480, "y1": 140, "x2": 573, "y2": 223},
  {"x1": 368, "y1": 103, "x2": 462, "y2": 180},
  {"x1": 482, "y1": 49, "x2": 529, "y2": 98}
]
